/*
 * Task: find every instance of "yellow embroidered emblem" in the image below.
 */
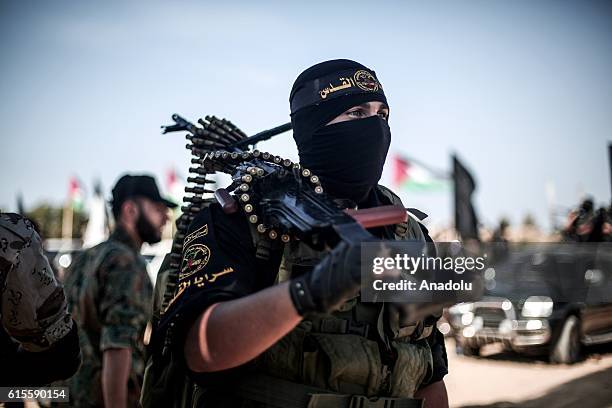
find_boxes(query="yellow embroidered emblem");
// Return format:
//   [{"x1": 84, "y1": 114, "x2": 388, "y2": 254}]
[
  {"x1": 179, "y1": 244, "x2": 211, "y2": 280},
  {"x1": 183, "y1": 224, "x2": 209, "y2": 247},
  {"x1": 353, "y1": 70, "x2": 379, "y2": 92}
]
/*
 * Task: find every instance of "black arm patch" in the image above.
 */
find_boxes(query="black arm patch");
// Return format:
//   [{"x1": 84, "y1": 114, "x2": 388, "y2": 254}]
[{"x1": 155, "y1": 204, "x2": 259, "y2": 354}]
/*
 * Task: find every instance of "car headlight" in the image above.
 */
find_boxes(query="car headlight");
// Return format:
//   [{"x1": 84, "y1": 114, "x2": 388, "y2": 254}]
[
  {"x1": 449, "y1": 302, "x2": 474, "y2": 315},
  {"x1": 461, "y1": 312, "x2": 474, "y2": 326},
  {"x1": 521, "y1": 296, "x2": 553, "y2": 318},
  {"x1": 58, "y1": 253, "x2": 73, "y2": 269},
  {"x1": 525, "y1": 319, "x2": 543, "y2": 330}
]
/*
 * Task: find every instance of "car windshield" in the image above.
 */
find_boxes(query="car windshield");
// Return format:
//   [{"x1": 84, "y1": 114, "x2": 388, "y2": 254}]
[{"x1": 486, "y1": 248, "x2": 585, "y2": 302}]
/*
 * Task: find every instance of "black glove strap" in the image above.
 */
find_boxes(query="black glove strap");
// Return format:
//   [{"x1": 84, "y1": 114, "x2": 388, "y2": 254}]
[{"x1": 288, "y1": 275, "x2": 318, "y2": 316}]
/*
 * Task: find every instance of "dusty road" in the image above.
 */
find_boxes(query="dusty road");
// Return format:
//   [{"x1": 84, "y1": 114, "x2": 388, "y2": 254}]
[{"x1": 444, "y1": 339, "x2": 612, "y2": 408}]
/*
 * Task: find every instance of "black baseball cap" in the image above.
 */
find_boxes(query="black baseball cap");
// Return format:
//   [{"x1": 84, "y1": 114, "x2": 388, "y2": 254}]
[{"x1": 111, "y1": 174, "x2": 178, "y2": 210}]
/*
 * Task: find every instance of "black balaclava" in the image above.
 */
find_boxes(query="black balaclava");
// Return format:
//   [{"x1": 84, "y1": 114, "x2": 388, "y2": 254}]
[{"x1": 290, "y1": 59, "x2": 391, "y2": 204}]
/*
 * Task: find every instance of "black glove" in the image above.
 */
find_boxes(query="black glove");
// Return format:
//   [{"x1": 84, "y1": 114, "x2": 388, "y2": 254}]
[{"x1": 289, "y1": 240, "x2": 363, "y2": 315}]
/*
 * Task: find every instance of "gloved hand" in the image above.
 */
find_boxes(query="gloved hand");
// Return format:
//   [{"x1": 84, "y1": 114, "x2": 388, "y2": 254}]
[{"x1": 288, "y1": 240, "x2": 363, "y2": 315}]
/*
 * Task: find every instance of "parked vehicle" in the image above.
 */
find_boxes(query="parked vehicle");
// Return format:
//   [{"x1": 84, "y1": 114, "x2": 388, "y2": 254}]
[{"x1": 450, "y1": 244, "x2": 612, "y2": 363}]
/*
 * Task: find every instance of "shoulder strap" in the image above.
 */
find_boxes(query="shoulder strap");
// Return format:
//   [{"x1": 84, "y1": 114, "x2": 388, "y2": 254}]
[
  {"x1": 247, "y1": 222, "x2": 273, "y2": 261},
  {"x1": 375, "y1": 185, "x2": 433, "y2": 243}
]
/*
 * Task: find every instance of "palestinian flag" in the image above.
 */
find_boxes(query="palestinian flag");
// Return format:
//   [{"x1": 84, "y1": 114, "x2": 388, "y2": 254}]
[
  {"x1": 166, "y1": 167, "x2": 184, "y2": 206},
  {"x1": 68, "y1": 176, "x2": 84, "y2": 210},
  {"x1": 392, "y1": 154, "x2": 449, "y2": 192}
]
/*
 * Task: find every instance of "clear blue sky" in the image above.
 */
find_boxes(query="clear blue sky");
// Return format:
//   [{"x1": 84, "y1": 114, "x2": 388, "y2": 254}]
[{"x1": 1, "y1": 0, "x2": 611, "y2": 231}]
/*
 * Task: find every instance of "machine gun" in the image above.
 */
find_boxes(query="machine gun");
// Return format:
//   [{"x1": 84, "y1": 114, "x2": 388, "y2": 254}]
[
  {"x1": 143, "y1": 115, "x2": 470, "y2": 408},
  {"x1": 156, "y1": 114, "x2": 407, "y2": 321}
]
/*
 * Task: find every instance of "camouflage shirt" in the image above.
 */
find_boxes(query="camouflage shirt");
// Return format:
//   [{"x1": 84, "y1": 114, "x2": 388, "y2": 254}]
[
  {"x1": 1, "y1": 212, "x2": 81, "y2": 386},
  {"x1": 0, "y1": 212, "x2": 74, "y2": 352},
  {"x1": 64, "y1": 226, "x2": 153, "y2": 407}
]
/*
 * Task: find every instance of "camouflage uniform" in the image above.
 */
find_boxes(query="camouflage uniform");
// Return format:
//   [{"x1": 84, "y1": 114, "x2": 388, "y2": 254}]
[
  {"x1": 64, "y1": 226, "x2": 153, "y2": 407},
  {"x1": 0, "y1": 212, "x2": 80, "y2": 386}
]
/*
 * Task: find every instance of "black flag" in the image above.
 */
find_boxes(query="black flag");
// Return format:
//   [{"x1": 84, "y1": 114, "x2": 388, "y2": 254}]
[
  {"x1": 453, "y1": 154, "x2": 479, "y2": 241},
  {"x1": 608, "y1": 142, "x2": 611, "y2": 200},
  {"x1": 16, "y1": 192, "x2": 25, "y2": 215}
]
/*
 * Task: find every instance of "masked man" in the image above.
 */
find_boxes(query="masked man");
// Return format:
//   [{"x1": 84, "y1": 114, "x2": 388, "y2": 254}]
[
  {"x1": 65, "y1": 174, "x2": 175, "y2": 407},
  {"x1": 153, "y1": 60, "x2": 449, "y2": 408}
]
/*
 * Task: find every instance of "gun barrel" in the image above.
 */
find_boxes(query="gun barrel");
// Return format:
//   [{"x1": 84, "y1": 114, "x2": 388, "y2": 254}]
[
  {"x1": 230, "y1": 122, "x2": 292, "y2": 150},
  {"x1": 163, "y1": 114, "x2": 292, "y2": 154}
]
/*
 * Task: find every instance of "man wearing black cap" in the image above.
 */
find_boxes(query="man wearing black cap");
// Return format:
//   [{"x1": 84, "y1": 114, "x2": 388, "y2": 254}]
[
  {"x1": 155, "y1": 60, "x2": 448, "y2": 407},
  {"x1": 64, "y1": 174, "x2": 175, "y2": 407}
]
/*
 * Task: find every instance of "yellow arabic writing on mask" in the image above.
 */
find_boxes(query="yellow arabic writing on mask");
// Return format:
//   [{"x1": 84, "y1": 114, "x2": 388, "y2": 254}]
[{"x1": 319, "y1": 77, "x2": 356, "y2": 99}]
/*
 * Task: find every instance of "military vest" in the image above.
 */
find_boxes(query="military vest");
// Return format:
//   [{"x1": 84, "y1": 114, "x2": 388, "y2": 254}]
[
  {"x1": 249, "y1": 185, "x2": 440, "y2": 399},
  {"x1": 142, "y1": 185, "x2": 440, "y2": 407}
]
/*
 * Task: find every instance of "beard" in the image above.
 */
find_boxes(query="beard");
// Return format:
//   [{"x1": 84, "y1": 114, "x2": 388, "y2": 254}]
[{"x1": 135, "y1": 208, "x2": 162, "y2": 244}]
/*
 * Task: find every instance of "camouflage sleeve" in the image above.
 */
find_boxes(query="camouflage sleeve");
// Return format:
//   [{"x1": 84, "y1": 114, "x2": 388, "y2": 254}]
[
  {"x1": 0, "y1": 213, "x2": 74, "y2": 352},
  {"x1": 98, "y1": 249, "x2": 152, "y2": 351}
]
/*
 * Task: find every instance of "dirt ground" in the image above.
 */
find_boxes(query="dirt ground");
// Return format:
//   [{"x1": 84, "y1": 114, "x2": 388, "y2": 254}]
[{"x1": 444, "y1": 338, "x2": 612, "y2": 408}]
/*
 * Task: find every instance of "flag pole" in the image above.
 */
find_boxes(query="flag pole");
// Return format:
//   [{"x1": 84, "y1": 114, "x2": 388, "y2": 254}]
[
  {"x1": 62, "y1": 200, "x2": 73, "y2": 240},
  {"x1": 608, "y1": 142, "x2": 612, "y2": 201}
]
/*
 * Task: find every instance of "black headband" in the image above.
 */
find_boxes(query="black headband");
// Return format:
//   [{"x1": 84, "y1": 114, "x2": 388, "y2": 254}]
[{"x1": 290, "y1": 68, "x2": 385, "y2": 114}]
